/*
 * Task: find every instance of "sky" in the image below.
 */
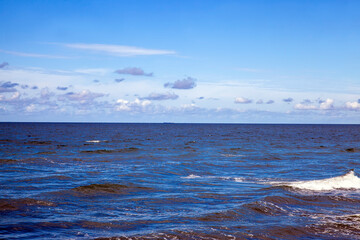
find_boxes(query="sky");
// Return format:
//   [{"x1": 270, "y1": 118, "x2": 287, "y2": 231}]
[{"x1": 0, "y1": 0, "x2": 360, "y2": 123}]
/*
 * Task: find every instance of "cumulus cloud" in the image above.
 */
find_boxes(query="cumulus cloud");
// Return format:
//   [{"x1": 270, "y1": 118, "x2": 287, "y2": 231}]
[
  {"x1": 63, "y1": 43, "x2": 176, "y2": 57},
  {"x1": 115, "y1": 78, "x2": 125, "y2": 83},
  {"x1": 266, "y1": 100, "x2": 274, "y2": 104},
  {"x1": 0, "y1": 62, "x2": 9, "y2": 68},
  {"x1": 58, "y1": 90, "x2": 105, "y2": 104},
  {"x1": 234, "y1": 97, "x2": 252, "y2": 104},
  {"x1": 164, "y1": 77, "x2": 197, "y2": 89},
  {"x1": 0, "y1": 81, "x2": 19, "y2": 92},
  {"x1": 345, "y1": 101, "x2": 360, "y2": 111},
  {"x1": 141, "y1": 92, "x2": 179, "y2": 101},
  {"x1": 115, "y1": 67, "x2": 153, "y2": 77},
  {"x1": 294, "y1": 98, "x2": 334, "y2": 110},
  {"x1": 256, "y1": 99, "x2": 264, "y2": 104},
  {"x1": 319, "y1": 98, "x2": 334, "y2": 110},
  {"x1": 115, "y1": 98, "x2": 151, "y2": 112},
  {"x1": 283, "y1": 97, "x2": 294, "y2": 103},
  {"x1": 57, "y1": 86, "x2": 68, "y2": 91}
]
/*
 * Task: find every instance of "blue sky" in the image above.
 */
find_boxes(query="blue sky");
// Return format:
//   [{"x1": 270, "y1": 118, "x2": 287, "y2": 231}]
[{"x1": 1, "y1": 0, "x2": 360, "y2": 123}]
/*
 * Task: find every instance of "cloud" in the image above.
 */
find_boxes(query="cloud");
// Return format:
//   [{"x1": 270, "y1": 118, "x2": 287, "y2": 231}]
[
  {"x1": 93, "y1": 79, "x2": 100, "y2": 83},
  {"x1": 0, "y1": 81, "x2": 19, "y2": 92},
  {"x1": 294, "y1": 98, "x2": 334, "y2": 110},
  {"x1": 164, "y1": 77, "x2": 197, "y2": 89},
  {"x1": 115, "y1": 78, "x2": 125, "y2": 83},
  {"x1": 256, "y1": 99, "x2": 264, "y2": 104},
  {"x1": 115, "y1": 98, "x2": 151, "y2": 112},
  {"x1": 58, "y1": 90, "x2": 105, "y2": 104},
  {"x1": 234, "y1": 97, "x2": 252, "y2": 104},
  {"x1": 266, "y1": 100, "x2": 274, "y2": 104},
  {"x1": 57, "y1": 86, "x2": 68, "y2": 91},
  {"x1": 283, "y1": 97, "x2": 294, "y2": 103},
  {"x1": 0, "y1": 62, "x2": 9, "y2": 68},
  {"x1": 346, "y1": 101, "x2": 360, "y2": 111},
  {"x1": 115, "y1": 67, "x2": 153, "y2": 77},
  {"x1": 319, "y1": 98, "x2": 334, "y2": 110},
  {"x1": 141, "y1": 92, "x2": 179, "y2": 101},
  {"x1": 0, "y1": 49, "x2": 68, "y2": 59},
  {"x1": 63, "y1": 43, "x2": 176, "y2": 57}
]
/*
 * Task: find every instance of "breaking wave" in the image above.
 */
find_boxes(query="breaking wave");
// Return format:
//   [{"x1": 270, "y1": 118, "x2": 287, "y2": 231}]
[{"x1": 270, "y1": 170, "x2": 360, "y2": 191}]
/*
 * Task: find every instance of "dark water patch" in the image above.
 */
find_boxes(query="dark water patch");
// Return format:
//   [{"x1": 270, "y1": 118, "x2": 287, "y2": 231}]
[
  {"x1": 0, "y1": 158, "x2": 17, "y2": 164},
  {"x1": 194, "y1": 209, "x2": 243, "y2": 222},
  {"x1": 25, "y1": 140, "x2": 52, "y2": 145},
  {"x1": 345, "y1": 147, "x2": 359, "y2": 152},
  {"x1": 0, "y1": 198, "x2": 56, "y2": 211},
  {"x1": 80, "y1": 147, "x2": 140, "y2": 154},
  {"x1": 72, "y1": 183, "x2": 153, "y2": 196},
  {"x1": 36, "y1": 151, "x2": 56, "y2": 155},
  {"x1": 18, "y1": 175, "x2": 72, "y2": 183}
]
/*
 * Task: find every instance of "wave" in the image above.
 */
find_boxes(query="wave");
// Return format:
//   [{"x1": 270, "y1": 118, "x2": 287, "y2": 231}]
[
  {"x1": 72, "y1": 183, "x2": 152, "y2": 195},
  {"x1": 270, "y1": 170, "x2": 360, "y2": 191},
  {"x1": 80, "y1": 147, "x2": 139, "y2": 154}
]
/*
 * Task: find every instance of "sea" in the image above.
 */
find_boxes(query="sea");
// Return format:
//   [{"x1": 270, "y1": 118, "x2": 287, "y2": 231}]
[{"x1": 1, "y1": 123, "x2": 360, "y2": 240}]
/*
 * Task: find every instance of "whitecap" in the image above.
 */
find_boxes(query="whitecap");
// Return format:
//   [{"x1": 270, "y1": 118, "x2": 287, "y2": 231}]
[
  {"x1": 86, "y1": 140, "x2": 101, "y2": 143},
  {"x1": 271, "y1": 170, "x2": 360, "y2": 191},
  {"x1": 182, "y1": 174, "x2": 201, "y2": 179}
]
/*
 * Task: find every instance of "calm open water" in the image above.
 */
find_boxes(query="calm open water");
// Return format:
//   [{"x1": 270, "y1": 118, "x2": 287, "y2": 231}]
[{"x1": 1, "y1": 123, "x2": 360, "y2": 239}]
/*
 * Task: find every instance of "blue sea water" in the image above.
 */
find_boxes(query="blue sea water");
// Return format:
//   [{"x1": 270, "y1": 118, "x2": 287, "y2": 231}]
[{"x1": 1, "y1": 123, "x2": 360, "y2": 239}]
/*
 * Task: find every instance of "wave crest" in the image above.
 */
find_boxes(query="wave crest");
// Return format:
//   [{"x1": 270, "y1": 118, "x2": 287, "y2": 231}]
[{"x1": 272, "y1": 170, "x2": 360, "y2": 191}]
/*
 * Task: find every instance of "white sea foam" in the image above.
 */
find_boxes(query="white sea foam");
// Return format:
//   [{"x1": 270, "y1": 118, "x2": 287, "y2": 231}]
[
  {"x1": 271, "y1": 170, "x2": 360, "y2": 191},
  {"x1": 86, "y1": 140, "x2": 101, "y2": 143},
  {"x1": 183, "y1": 174, "x2": 201, "y2": 179}
]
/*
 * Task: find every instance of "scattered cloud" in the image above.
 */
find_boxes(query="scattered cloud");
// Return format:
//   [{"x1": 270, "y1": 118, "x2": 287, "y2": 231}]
[
  {"x1": 115, "y1": 98, "x2": 151, "y2": 112},
  {"x1": 141, "y1": 92, "x2": 179, "y2": 101},
  {"x1": 93, "y1": 79, "x2": 100, "y2": 83},
  {"x1": 294, "y1": 98, "x2": 334, "y2": 110},
  {"x1": 319, "y1": 98, "x2": 334, "y2": 110},
  {"x1": 234, "y1": 97, "x2": 252, "y2": 104},
  {"x1": 266, "y1": 100, "x2": 274, "y2": 104},
  {"x1": 0, "y1": 81, "x2": 19, "y2": 92},
  {"x1": 256, "y1": 99, "x2": 264, "y2": 104},
  {"x1": 164, "y1": 77, "x2": 197, "y2": 89},
  {"x1": 0, "y1": 49, "x2": 68, "y2": 59},
  {"x1": 63, "y1": 43, "x2": 176, "y2": 57},
  {"x1": 346, "y1": 101, "x2": 360, "y2": 111},
  {"x1": 115, "y1": 78, "x2": 125, "y2": 83},
  {"x1": 0, "y1": 62, "x2": 9, "y2": 69},
  {"x1": 57, "y1": 86, "x2": 68, "y2": 91},
  {"x1": 115, "y1": 67, "x2": 153, "y2": 77},
  {"x1": 283, "y1": 97, "x2": 294, "y2": 103},
  {"x1": 58, "y1": 90, "x2": 105, "y2": 104}
]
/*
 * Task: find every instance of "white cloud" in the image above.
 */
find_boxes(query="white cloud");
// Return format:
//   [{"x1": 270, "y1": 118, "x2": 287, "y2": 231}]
[
  {"x1": 294, "y1": 98, "x2": 334, "y2": 110},
  {"x1": 141, "y1": 92, "x2": 178, "y2": 101},
  {"x1": 115, "y1": 98, "x2": 152, "y2": 112},
  {"x1": 63, "y1": 43, "x2": 176, "y2": 57},
  {"x1": 58, "y1": 90, "x2": 105, "y2": 104},
  {"x1": 294, "y1": 103, "x2": 317, "y2": 110},
  {"x1": 319, "y1": 98, "x2": 334, "y2": 110},
  {"x1": 345, "y1": 101, "x2": 360, "y2": 111},
  {"x1": 234, "y1": 97, "x2": 252, "y2": 104}
]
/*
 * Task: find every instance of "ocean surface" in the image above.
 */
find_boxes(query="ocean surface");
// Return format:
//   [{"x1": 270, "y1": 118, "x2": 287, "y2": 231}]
[{"x1": 1, "y1": 123, "x2": 360, "y2": 240}]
